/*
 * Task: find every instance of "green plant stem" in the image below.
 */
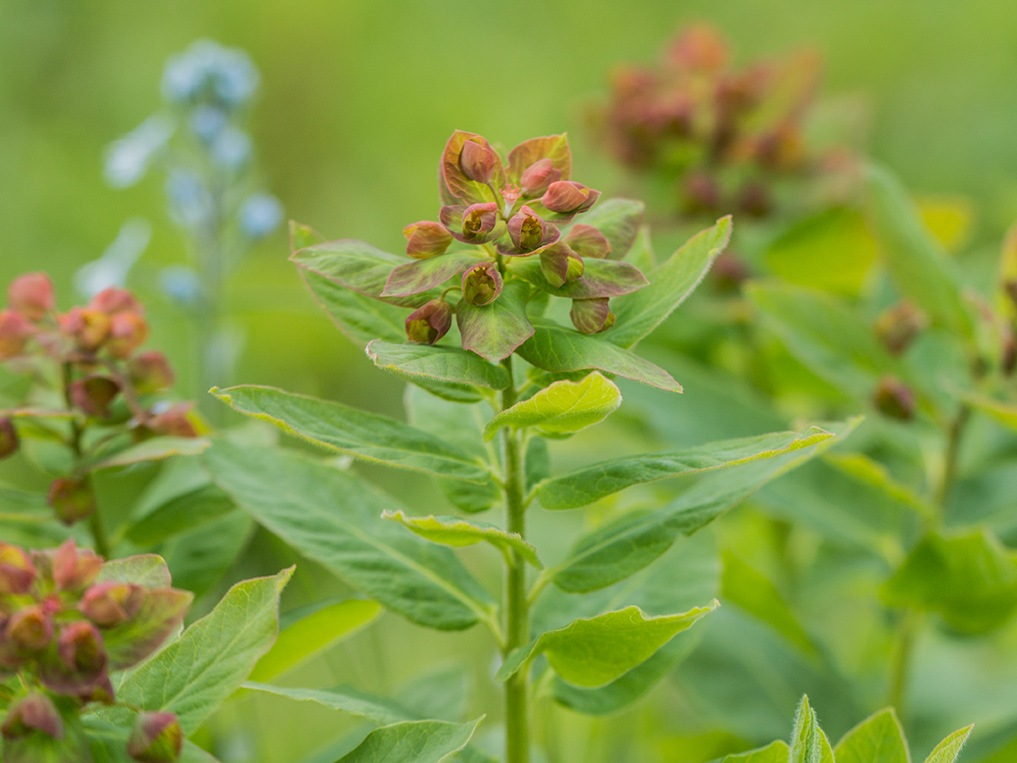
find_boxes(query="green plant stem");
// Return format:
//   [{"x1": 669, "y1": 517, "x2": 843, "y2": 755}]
[
  {"x1": 935, "y1": 404, "x2": 970, "y2": 510},
  {"x1": 889, "y1": 608, "x2": 920, "y2": 714},
  {"x1": 501, "y1": 355, "x2": 530, "y2": 763}
]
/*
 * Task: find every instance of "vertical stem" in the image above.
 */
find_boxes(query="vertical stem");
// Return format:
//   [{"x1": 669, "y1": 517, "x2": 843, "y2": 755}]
[
  {"x1": 501, "y1": 356, "x2": 529, "y2": 763},
  {"x1": 889, "y1": 608, "x2": 920, "y2": 713}
]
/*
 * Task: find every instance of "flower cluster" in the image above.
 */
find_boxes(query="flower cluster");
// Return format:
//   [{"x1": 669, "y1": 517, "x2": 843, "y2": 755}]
[
  {"x1": 601, "y1": 24, "x2": 849, "y2": 219},
  {"x1": 0, "y1": 540, "x2": 191, "y2": 762},
  {"x1": 0, "y1": 273, "x2": 199, "y2": 525},
  {"x1": 391, "y1": 131, "x2": 647, "y2": 352}
]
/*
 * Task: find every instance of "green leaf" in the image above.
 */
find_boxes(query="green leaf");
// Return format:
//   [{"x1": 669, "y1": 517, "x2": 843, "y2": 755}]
[
  {"x1": 537, "y1": 426, "x2": 834, "y2": 510},
  {"x1": 516, "y1": 323, "x2": 682, "y2": 393},
  {"x1": 923, "y1": 726, "x2": 973, "y2": 763},
  {"x1": 963, "y1": 392, "x2": 1017, "y2": 432},
  {"x1": 249, "y1": 599, "x2": 382, "y2": 682},
  {"x1": 608, "y1": 216, "x2": 732, "y2": 348},
  {"x1": 507, "y1": 257, "x2": 648, "y2": 299},
  {"x1": 210, "y1": 385, "x2": 490, "y2": 484},
  {"x1": 242, "y1": 682, "x2": 413, "y2": 726},
  {"x1": 336, "y1": 717, "x2": 483, "y2": 763},
  {"x1": 116, "y1": 568, "x2": 293, "y2": 734},
  {"x1": 550, "y1": 419, "x2": 856, "y2": 592},
  {"x1": 746, "y1": 282, "x2": 898, "y2": 396},
  {"x1": 161, "y1": 510, "x2": 254, "y2": 597},
  {"x1": 483, "y1": 372, "x2": 621, "y2": 441},
  {"x1": 366, "y1": 340, "x2": 510, "y2": 392},
  {"x1": 865, "y1": 165, "x2": 973, "y2": 337},
  {"x1": 717, "y1": 741, "x2": 791, "y2": 762},
  {"x1": 824, "y1": 452, "x2": 935, "y2": 519},
  {"x1": 456, "y1": 282, "x2": 534, "y2": 363},
  {"x1": 882, "y1": 530, "x2": 1017, "y2": 634},
  {"x1": 834, "y1": 708, "x2": 909, "y2": 763},
  {"x1": 97, "y1": 554, "x2": 172, "y2": 588},
  {"x1": 382, "y1": 253, "x2": 479, "y2": 298},
  {"x1": 291, "y1": 239, "x2": 434, "y2": 307},
  {"x1": 302, "y1": 268, "x2": 407, "y2": 347},
  {"x1": 203, "y1": 441, "x2": 497, "y2": 631},
  {"x1": 789, "y1": 696, "x2": 834, "y2": 763},
  {"x1": 573, "y1": 198, "x2": 645, "y2": 258},
  {"x1": 126, "y1": 483, "x2": 235, "y2": 546},
  {"x1": 383, "y1": 510, "x2": 542, "y2": 568},
  {"x1": 89, "y1": 436, "x2": 210, "y2": 470},
  {"x1": 497, "y1": 602, "x2": 717, "y2": 687}
]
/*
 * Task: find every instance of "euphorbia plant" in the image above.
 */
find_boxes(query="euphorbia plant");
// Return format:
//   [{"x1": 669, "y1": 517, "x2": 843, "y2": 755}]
[
  {"x1": 0, "y1": 275, "x2": 204, "y2": 554},
  {"x1": 199, "y1": 130, "x2": 854, "y2": 762}
]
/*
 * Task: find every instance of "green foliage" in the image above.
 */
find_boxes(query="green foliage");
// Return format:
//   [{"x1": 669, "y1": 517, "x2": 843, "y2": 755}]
[
  {"x1": 334, "y1": 718, "x2": 483, "y2": 763},
  {"x1": 482, "y1": 372, "x2": 621, "y2": 440}
]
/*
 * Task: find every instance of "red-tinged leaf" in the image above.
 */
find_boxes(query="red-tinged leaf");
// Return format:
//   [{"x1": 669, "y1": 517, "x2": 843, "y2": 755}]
[
  {"x1": 573, "y1": 199, "x2": 645, "y2": 259},
  {"x1": 507, "y1": 134, "x2": 572, "y2": 185},
  {"x1": 103, "y1": 588, "x2": 193, "y2": 670},
  {"x1": 457, "y1": 282, "x2": 534, "y2": 362},
  {"x1": 382, "y1": 253, "x2": 479, "y2": 298},
  {"x1": 440, "y1": 130, "x2": 506, "y2": 205},
  {"x1": 509, "y1": 256, "x2": 648, "y2": 299}
]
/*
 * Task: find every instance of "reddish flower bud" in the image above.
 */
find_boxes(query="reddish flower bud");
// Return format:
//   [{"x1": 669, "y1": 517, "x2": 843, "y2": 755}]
[
  {"x1": 459, "y1": 139, "x2": 498, "y2": 184},
  {"x1": 711, "y1": 251, "x2": 750, "y2": 293},
  {"x1": 146, "y1": 402, "x2": 199, "y2": 438},
  {"x1": 42, "y1": 621, "x2": 108, "y2": 694},
  {"x1": 738, "y1": 182, "x2": 771, "y2": 218},
  {"x1": 6, "y1": 606, "x2": 53, "y2": 652},
  {"x1": 0, "y1": 309, "x2": 35, "y2": 359},
  {"x1": 461, "y1": 262, "x2": 503, "y2": 306},
  {"x1": 89, "y1": 287, "x2": 143, "y2": 316},
  {"x1": 873, "y1": 377, "x2": 916, "y2": 421},
  {"x1": 403, "y1": 221, "x2": 453, "y2": 259},
  {"x1": 508, "y1": 206, "x2": 549, "y2": 252},
  {"x1": 80, "y1": 582, "x2": 145, "y2": 628},
  {"x1": 0, "y1": 417, "x2": 18, "y2": 460},
  {"x1": 130, "y1": 351, "x2": 176, "y2": 394},
  {"x1": 48, "y1": 477, "x2": 97, "y2": 525},
  {"x1": 1003, "y1": 328, "x2": 1017, "y2": 377},
  {"x1": 519, "y1": 158, "x2": 562, "y2": 197},
  {"x1": 7, "y1": 273, "x2": 55, "y2": 321},
  {"x1": 461, "y1": 203, "x2": 500, "y2": 241},
  {"x1": 682, "y1": 171, "x2": 721, "y2": 215},
  {"x1": 541, "y1": 181, "x2": 601, "y2": 215},
  {"x1": 874, "y1": 300, "x2": 928, "y2": 356},
  {"x1": 405, "y1": 299, "x2": 453, "y2": 345},
  {"x1": 667, "y1": 24, "x2": 728, "y2": 72},
  {"x1": 60, "y1": 307, "x2": 112, "y2": 352},
  {"x1": 51, "y1": 539, "x2": 103, "y2": 592},
  {"x1": 0, "y1": 543, "x2": 36, "y2": 595},
  {"x1": 1, "y1": 692, "x2": 64, "y2": 741},
  {"x1": 570, "y1": 298, "x2": 615, "y2": 335},
  {"x1": 106, "y1": 312, "x2": 150, "y2": 359},
  {"x1": 540, "y1": 243, "x2": 585, "y2": 288},
  {"x1": 70, "y1": 375, "x2": 120, "y2": 419},
  {"x1": 755, "y1": 123, "x2": 805, "y2": 171},
  {"x1": 128, "y1": 712, "x2": 183, "y2": 763},
  {"x1": 564, "y1": 224, "x2": 611, "y2": 260}
]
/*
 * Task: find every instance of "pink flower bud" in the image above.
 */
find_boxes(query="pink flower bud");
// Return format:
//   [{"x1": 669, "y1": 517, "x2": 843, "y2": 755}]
[
  {"x1": 51, "y1": 539, "x2": 103, "y2": 592},
  {"x1": 0, "y1": 309, "x2": 34, "y2": 359},
  {"x1": 711, "y1": 251, "x2": 750, "y2": 293},
  {"x1": 461, "y1": 262, "x2": 503, "y2": 306},
  {"x1": 461, "y1": 203, "x2": 500, "y2": 241},
  {"x1": 564, "y1": 225, "x2": 611, "y2": 260},
  {"x1": 106, "y1": 313, "x2": 150, "y2": 359},
  {"x1": 7, "y1": 273, "x2": 55, "y2": 321},
  {"x1": 508, "y1": 206, "x2": 549, "y2": 252},
  {"x1": 70, "y1": 375, "x2": 121, "y2": 419},
  {"x1": 459, "y1": 139, "x2": 498, "y2": 184},
  {"x1": 48, "y1": 477, "x2": 97, "y2": 526},
  {"x1": 1, "y1": 692, "x2": 64, "y2": 741},
  {"x1": 56, "y1": 621, "x2": 107, "y2": 680},
  {"x1": 519, "y1": 158, "x2": 562, "y2": 197},
  {"x1": 667, "y1": 24, "x2": 728, "y2": 72},
  {"x1": 570, "y1": 298, "x2": 615, "y2": 335},
  {"x1": 541, "y1": 181, "x2": 600, "y2": 215},
  {"x1": 737, "y1": 182, "x2": 771, "y2": 218},
  {"x1": 60, "y1": 307, "x2": 112, "y2": 353},
  {"x1": 0, "y1": 543, "x2": 37, "y2": 595},
  {"x1": 6, "y1": 606, "x2": 53, "y2": 652},
  {"x1": 128, "y1": 712, "x2": 183, "y2": 763},
  {"x1": 539, "y1": 243, "x2": 585, "y2": 288},
  {"x1": 129, "y1": 351, "x2": 176, "y2": 394},
  {"x1": 873, "y1": 377, "x2": 916, "y2": 422},
  {"x1": 146, "y1": 403, "x2": 199, "y2": 438},
  {"x1": 403, "y1": 221, "x2": 453, "y2": 259},
  {"x1": 0, "y1": 417, "x2": 18, "y2": 460},
  {"x1": 405, "y1": 300, "x2": 452, "y2": 345},
  {"x1": 89, "y1": 287, "x2": 143, "y2": 316},
  {"x1": 874, "y1": 300, "x2": 928, "y2": 356},
  {"x1": 683, "y1": 171, "x2": 721, "y2": 215},
  {"x1": 80, "y1": 582, "x2": 145, "y2": 628}
]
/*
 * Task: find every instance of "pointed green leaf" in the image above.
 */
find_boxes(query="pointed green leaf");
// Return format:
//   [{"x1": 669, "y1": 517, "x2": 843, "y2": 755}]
[
  {"x1": 242, "y1": 682, "x2": 413, "y2": 726},
  {"x1": 89, "y1": 437, "x2": 210, "y2": 470},
  {"x1": 203, "y1": 442, "x2": 496, "y2": 631},
  {"x1": 366, "y1": 340, "x2": 510, "y2": 391},
  {"x1": 608, "y1": 216, "x2": 732, "y2": 347},
  {"x1": 834, "y1": 708, "x2": 909, "y2": 763},
  {"x1": 457, "y1": 282, "x2": 534, "y2": 362},
  {"x1": 574, "y1": 198, "x2": 645, "y2": 258},
  {"x1": 210, "y1": 385, "x2": 490, "y2": 483},
  {"x1": 538, "y1": 426, "x2": 834, "y2": 510},
  {"x1": 508, "y1": 257, "x2": 648, "y2": 299},
  {"x1": 336, "y1": 717, "x2": 484, "y2": 763},
  {"x1": 382, "y1": 253, "x2": 479, "y2": 298},
  {"x1": 97, "y1": 555, "x2": 172, "y2": 588},
  {"x1": 116, "y1": 568, "x2": 293, "y2": 734},
  {"x1": 497, "y1": 602, "x2": 717, "y2": 687},
  {"x1": 126, "y1": 483, "x2": 235, "y2": 546},
  {"x1": 824, "y1": 452, "x2": 935, "y2": 518},
  {"x1": 923, "y1": 726, "x2": 973, "y2": 763},
  {"x1": 517, "y1": 323, "x2": 682, "y2": 392},
  {"x1": 483, "y1": 372, "x2": 621, "y2": 441},
  {"x1": 718, "y1": 741, "x2": 791, "y2": 762},
  {"x1": 963, "y1": 392, "x2": 1017, "y2": 432},
  {"x1": 249, "y1": 599, "x2": 381, "y2": 682},
  {"x1": 790, "y1": 696, "x2": 834, "y2": 763},
  {"x1": 302, "y1": 268, "x2": 407, "y2": 347},
  {"x1": 383, "y1": 510, "x2": 542, "y2": 568}
]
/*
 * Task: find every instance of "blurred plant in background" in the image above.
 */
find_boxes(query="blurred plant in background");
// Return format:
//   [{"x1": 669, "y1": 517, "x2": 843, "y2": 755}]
[{"x1": 100, "y1": 40, "x2": 283, "y2": 406}]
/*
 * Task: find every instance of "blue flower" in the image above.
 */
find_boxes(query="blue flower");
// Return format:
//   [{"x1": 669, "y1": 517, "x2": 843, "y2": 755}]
[
  {"x1": 239, "y1": 193, "x2": 283, "y2": 239},
  {"x1": 104, "y1": 115, "x2": 174, "y2": 188},
  {"x1": 210, "y1": 127, "x2": 253, "y2": 172},
  {"x1": 188, "y1": 105, "x2": 228, "y2": 144},
  {"x1": 161, "y1": 40, "x2": 259, "y2": 110},
  {"x1": 159, "y1": 265, "x2": 204, "y2": 307},
  {"x1": 165, "y1": 168, "x2": 213, "y2": 230}
]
